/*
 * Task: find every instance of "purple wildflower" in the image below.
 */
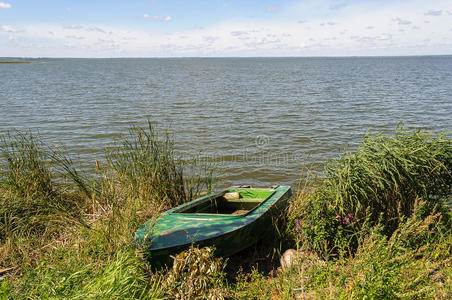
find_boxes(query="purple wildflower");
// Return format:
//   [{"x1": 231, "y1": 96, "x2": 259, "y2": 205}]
[
  {"x1": 342, "y1": 213, "x2": 352, "y2": 225},
  {"x1": 295, "y1": 218, "x2": 302, "y2": 233}
]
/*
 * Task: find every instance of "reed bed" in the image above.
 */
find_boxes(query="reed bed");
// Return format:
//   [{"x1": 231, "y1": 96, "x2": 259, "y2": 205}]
[
  {"x1": 0, "y1": 125, "x2": 450, "y2": 299},
  {"x1": 290, "y1": 126, "x2": 451, "y2": 255},
  {"x1": 0, "y1": 132, "x2": 85, "y2": 245},
  {"x1": 0, "y1": 123, "x2": 214, "y2": 298}
]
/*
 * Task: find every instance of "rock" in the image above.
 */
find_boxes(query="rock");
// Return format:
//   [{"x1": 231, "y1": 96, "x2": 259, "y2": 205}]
[
  {"x1": 280, "y1": 249, "x2": 298, "y2": 270},
  {"x1": 280, "y1": 248, "x2": 325, "y2": 271},
  {"x1": 223, "y1": 192, "x2": 240, "y2": 200}
]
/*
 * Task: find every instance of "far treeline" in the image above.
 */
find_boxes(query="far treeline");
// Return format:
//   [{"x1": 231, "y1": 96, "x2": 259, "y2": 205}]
[{"x1": 0, "y1": 123, "x2": 450, "y2": 299}]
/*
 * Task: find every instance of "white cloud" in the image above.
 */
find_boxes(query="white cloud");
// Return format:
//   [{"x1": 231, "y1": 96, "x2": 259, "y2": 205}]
[
  {"x1": 231, "y1": 31, "x2": 248, "y2": 37},
  {"x1": 66, "y1": 35, "x2": 85, "y2": 40},
  {"x1": 424, "y1": 10, "x2": 442, "y2": 16},
  {"x1": 266, "y1": 6, "x2": 278, "y2": 13},
  {"x1": 63, "y1": 25, "x2": 84, "y2": 30},
  {"x1": 203, "y1": 36, "x2": 218, "y2": 44},
  {"x1": 393, "y1": 18, "x2": 412, "y2": 25},
  {"x1": 2, "y1": 0, "x2": 452, "y2": 57},
  {"x1": 86, "y1": 27, "x2": 106, "y2": 33},
  {"x1": 143, "y1": 14, "x2": 172, "y2": 21},
  {"x1": 0, "y1": 2, "x2": 11, "y2": 9},
  {"x1": 2, "y1": 25, "x2": 22, "y2": 33},
  {"x1": 329, "y1": 3, "x2": 347, "y2": 10}
]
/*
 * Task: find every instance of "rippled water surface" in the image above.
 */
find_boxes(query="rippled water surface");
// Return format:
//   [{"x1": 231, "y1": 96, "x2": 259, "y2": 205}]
[{"x1": 1, "y1": 57, "x2": 451, "y2": 187}]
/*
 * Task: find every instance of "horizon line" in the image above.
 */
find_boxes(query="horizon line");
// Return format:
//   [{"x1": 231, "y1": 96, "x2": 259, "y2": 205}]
[{"x1": 2, "y1": 54, "x2": 452, "y2": 60}]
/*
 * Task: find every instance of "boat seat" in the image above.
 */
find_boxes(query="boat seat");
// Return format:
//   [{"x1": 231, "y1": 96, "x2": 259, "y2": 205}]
[{"x1": 177, "y1": 195, "x2": 265, "y2": 214}]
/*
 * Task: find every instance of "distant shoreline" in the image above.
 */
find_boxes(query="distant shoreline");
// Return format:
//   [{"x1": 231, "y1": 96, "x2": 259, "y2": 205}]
[
  {"x1": 0, "y1": 55, "x2": 451, "y2": 60},
  {"x1": 0, "y1": 61, "x2": 32, "y2": 64}
]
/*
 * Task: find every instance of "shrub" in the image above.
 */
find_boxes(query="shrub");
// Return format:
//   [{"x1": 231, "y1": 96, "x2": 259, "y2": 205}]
[
  {"x1": 291, "y1": 126, "x2": 451, "y2": 255},
  {"x1": 279, "y1": 202, "x2": 451, "y2": 299}
]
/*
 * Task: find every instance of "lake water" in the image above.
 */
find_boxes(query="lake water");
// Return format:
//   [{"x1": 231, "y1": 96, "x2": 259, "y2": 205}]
[{"x1": 1, "y1": 57, "x2": 451, "y2": 187}]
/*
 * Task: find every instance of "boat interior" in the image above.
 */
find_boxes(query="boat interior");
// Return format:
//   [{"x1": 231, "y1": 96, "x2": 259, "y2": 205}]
[{"x1": 175, "y1": 189, "x2": 274, "y2": 215}]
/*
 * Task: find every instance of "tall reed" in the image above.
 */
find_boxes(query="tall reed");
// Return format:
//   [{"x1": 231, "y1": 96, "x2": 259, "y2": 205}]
[
  {"x1": 0, "y1": 132, "x2": 54, "y2": 199},
  {"x1": 0, "y1": 132, "x2": 85, "y2": 242},
  {"x1": 291, "y1": 126, "x2": 451, "y2": 255},
  {"x1": 98, "y1": 121, "x2": 213, "y2": 212}
]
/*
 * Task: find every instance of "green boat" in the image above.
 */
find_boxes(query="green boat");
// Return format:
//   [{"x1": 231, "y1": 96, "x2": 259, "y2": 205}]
[{"x1": 135, "y1": 185, "x2": 292, "y2": 267}]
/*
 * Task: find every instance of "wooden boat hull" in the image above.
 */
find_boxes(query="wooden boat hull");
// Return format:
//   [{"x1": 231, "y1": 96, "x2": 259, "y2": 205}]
[{"x1": 135, "y1": 185, "x2": 292, "y2": 267}]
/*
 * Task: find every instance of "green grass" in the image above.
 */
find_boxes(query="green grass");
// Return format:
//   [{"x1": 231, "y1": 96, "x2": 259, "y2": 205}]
[{"x1": 0, "y1": 125, "x2": 450, "y2": 299}]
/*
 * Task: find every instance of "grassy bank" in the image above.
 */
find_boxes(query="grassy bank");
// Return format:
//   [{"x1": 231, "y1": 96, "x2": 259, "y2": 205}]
[{"x1": 0, "y1": 125, "x2": 450, "y2": 299}]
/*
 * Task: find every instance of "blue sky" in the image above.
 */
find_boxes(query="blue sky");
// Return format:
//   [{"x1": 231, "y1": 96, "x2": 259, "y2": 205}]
[{"x1": 1, "y1": 0, "x2": 451, "y2": 57}]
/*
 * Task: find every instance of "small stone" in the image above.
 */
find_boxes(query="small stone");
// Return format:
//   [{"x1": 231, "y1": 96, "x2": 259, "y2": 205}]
[
  {"x1": 280, "y1": 249, "x2": 325, "y2": 271},
  {"x1": 280, "y1": 249, "x2": 298, "y2": 270}
]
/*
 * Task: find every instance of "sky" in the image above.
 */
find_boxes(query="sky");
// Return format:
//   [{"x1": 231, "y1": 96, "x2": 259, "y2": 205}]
[{"x1": 1, "y1": 0, "x2": 452, "y2": 57}]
